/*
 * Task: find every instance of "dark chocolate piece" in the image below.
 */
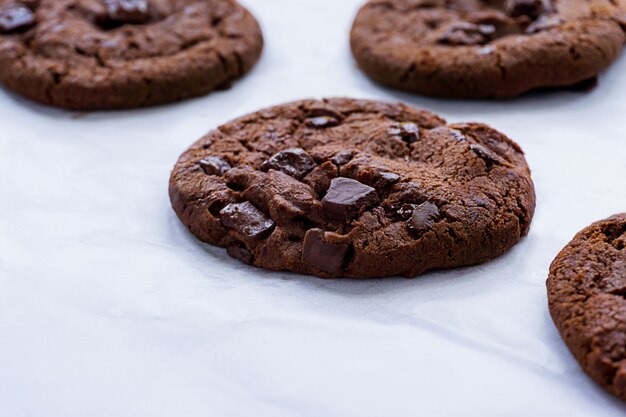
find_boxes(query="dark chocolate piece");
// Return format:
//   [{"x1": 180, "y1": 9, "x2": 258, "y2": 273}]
[
  {"x1": 220, "y1": 202, "x2": 275, "y2": 242},
  {"x1": 302, "y1": 229, "x2": 349, "y2": 274},
  {"x1": 321, "y1": 177, "x2": 379, "y2": 223},
  {"x1": 261, "y1": 148, "x2": 317, "y2": 180},
  {"x1": 504, "y1": 0, "x2": 551, "y2": 19},
  {"x1": 438, "y1": 22, "x2": 496, "y2": 46},
  {"x1": 306, "y1": 116, "x2": 340, "y2": 129},
  {"x1": 409, "y1": 202, "x2": 440, "y2": 234},
  {"x1": 0, "y1": 4, "x2": 35, "y2": 33},
  {"x1": 526, "y1": 13, "x2": 564, "y2": 33},
  {"x1": 470, "y1": 144, "x2": 504, "y2": 166},
  {"x1": 199, "y1": 156, "x2": 231, "y2": 176},
  {"x1": 100, "y1": 0, "x2": 150, "y2": 24},
  {"x1": 331, "y1": 150, "x2": 354, "y2": 166},
  {"x1": 399, "y1": 123, "x2": 420, "y2": 143}
]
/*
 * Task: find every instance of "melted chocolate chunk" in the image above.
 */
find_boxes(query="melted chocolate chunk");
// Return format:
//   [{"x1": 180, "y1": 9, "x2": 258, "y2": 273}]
[
  {"x1": 331, "y1": 150, "x2": 354, "y2": 166},
  {"x1": 302, "y1": 229, "x2": 349, "y2": 274},
  {"x1": 505, "y1": 0, "x2": 551, "y2": 19},
  {"x1": 0, "y1": 4, "x2": 36, "y2": 33},
  {"x1": 100, "y1": 0, "x2": 151, "y2": 25},
  {"x1": 198, "y1": 156, "x2": 231, "y2": 176},
  {"x1": 409, "y1": 202, "x2": 441, "y2": 234},
  {"x1": 220, "y1": 202, "x2": 275, "y2": 242},
  {"x1": 227, "y1": 244, "x2": 253, "y2": 265},
  {"x1": 306, "y1": 116, "x2": 340, "y2": 129},
  {"x1": 526, "y1": 13, "x2": 564, "y2": 33},
  {"x1": 438, "y1": 22, "x2": 496, "y2": 46},
  {"x1": 470, "y1": 144, "x2": 504, "y2": 166},
  {"x1": 261, "y1": 148, "x2": 317, "y2": 180},
  {"x1": 321, "y1": 177, "x2": 379, "y2": 223}
]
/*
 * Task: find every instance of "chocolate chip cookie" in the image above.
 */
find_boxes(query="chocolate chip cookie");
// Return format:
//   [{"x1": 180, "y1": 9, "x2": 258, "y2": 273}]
[
  {"x1": 169, "y1": 98, "x2": 536, "y2": 278},
  {"x1": 350, "y1": 0, "x2": 626, "y2": 98},
  {"x1": 0, "y1": 0, "x2": 263, "y2": 110},
  {"x1": 547, "y1": 214, "x2": 626, "y2": 402}
]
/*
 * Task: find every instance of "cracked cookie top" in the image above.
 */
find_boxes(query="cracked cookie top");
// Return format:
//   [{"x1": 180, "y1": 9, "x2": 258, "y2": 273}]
[
  {"x1": 548, "y1": 213, "x2": 626, "y2": 402},
  {"x1": 350, "y1": 0, "x2": 626, "y2": 97},
  {"x1": 169, "y1": 98, "x2": 536, "y2": 278},
  {"x1": 0, "y1": 0, "x2": 263, "y2": 109}
]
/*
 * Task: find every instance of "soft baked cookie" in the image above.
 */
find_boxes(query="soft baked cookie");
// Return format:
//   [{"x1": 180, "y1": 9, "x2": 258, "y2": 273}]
[
  {"x1": 547, "y1": 214, "x2": 626, "y2": 402},
  {"x1": 169, "y1": 98, "x2": 536, "y2": 278},
  {"x1": 350, "y1": 0, "x2": 626, "y2": 98},
  {"x1": 0, "y1": 0, "x2": 263, "y2": 110}
]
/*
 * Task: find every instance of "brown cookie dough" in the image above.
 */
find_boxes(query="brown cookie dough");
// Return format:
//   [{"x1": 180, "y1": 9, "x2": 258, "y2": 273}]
[
  {"x1": 0, "y1": 0, "x2": 263, "y2": 110},
  {"x1": 547, "y1": 213, "x2": 626, "y2": 402},
  {"x1": 169, "y1": 98, "x2": 536, "y2": 278},
  {"x1": 350, "y1": 0, "x2": 626, "y2": 98}
]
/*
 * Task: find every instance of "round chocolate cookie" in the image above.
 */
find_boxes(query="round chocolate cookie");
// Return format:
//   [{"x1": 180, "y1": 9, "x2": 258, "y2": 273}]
[
  {"x1": 350, "y1": 0, "x2": 626, "y2": 98},
  {"x1": 169, "y1": 98, "x2": 536, "y2": 278},
  {"x1": 0, "y1": 0, "x2": 263, "y2": 110},
  {"x1": 547, "y1": 214, "x2": 626, "y2": 402}
]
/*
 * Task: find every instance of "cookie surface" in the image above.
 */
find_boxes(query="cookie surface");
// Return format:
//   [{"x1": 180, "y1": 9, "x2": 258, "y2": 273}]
[
  {"x1": 0, "y1": 0, "x2": 263, "y2": 110},
  {"x1": 350, "y1": 0, "x2": 626, "y2": 98},
  {"x1": 547, "y1": 214, "x2": 626, "y2": 402},
  {"x1": 169, "y1": 98, "x2": 535, "y2": 278}
]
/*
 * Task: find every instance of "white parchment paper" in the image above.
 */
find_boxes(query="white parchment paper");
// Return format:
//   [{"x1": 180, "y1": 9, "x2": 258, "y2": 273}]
[{"x1": 1, "y1": 1, "x2": 626, "y2": 415}]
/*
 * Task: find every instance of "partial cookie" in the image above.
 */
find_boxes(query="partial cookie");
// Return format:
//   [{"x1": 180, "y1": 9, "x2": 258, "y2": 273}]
[
  {"x1": 0, "y1": 0, "x2": 263, "y2": 110},
  {"x1": 169, "y1": 98, "x2": 536, "y2": 278},
  {"x1": 350, "y1": 0, "x2": 626, "y2": 98},
  {"x1": 547, "y1": 214, "x2": 626, "y2": 402}
]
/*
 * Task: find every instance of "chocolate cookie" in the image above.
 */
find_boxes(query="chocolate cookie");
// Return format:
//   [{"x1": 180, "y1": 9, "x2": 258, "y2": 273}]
[
  {"x1": 350, "y1": 0, "x2": 626, "y2": 98},
  {"x1": 169, "y1": 98, "x2": 536, "y2": 278},
  {"x1": 0, "y1": 0, "x2": 263, "y2": 110},
  {"x1": 547, "y1": 214, "x2": 626, "y2": 402}
]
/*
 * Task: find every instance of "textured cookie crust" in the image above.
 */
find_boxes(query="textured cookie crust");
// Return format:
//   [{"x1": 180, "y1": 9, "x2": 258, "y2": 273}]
[
  {"x1": 0, "y1": 0, "x2": 263, "y2": 110},
  {"x1": 350, "y1": 0, "x2": 626, "y2": 98},
  {"x1": 548, "y1": 214, "x2": 626, "y2": 402},
  {"x1": 169, "y1": 98, "x2": 535, "y2": 278}
]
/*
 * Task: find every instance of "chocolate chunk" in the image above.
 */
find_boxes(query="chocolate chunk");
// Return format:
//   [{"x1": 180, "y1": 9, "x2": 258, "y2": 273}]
[
  {"x1": 438, "y1": 22, "x2": 496, "y2": 46},
  {"x1": 400, "y1": 123, "x2": 420, "y2": 143},
  {"x1": 0, "y1": 4, "x2": 36, "y2": 33},
  {"x1": 220, "y1": 202, "x2": 275, "y2": 242},
  {"x1": 261, "y1": 148, "x2": 317, "y2": 180},
  {"x1": 409, "y1": 202, "x2": 440, "y2": 234},
  {"x1": 505, "y1": 0, "x2": 551, "y2": 19},
  {"x1": 100, "y1": 0, "x2": 150, "y2": 24},
  {"x1": 227, "y1": 244, "x2": 253, "y2": 265},
  {"x1": 377, "y1": 172, "x2": 401, "y2": 188},
  {"x1": 198, "y1": 156, "x2": 231, "y2": 176},
  {"x1": 321, "y1": 177, "x2": 379, "y2": 223},
  {"x1": 308, "y1": 108, "x2": 342, "y2": 120},
  {"x1": 470, "y1": 144, "x2": 504, "y2": 166},
  {"x1": 468, "y1": 11, "x2": 524, "y2": 37},
  {"x1": 396, "y1": 203, "x2": 417, "y2": 220},
  {"x1": 330, "y1": 150, "x2": 354, "y2": 166},
  {"x1": 302, "y1": 229, "x2": 349, "y2": 274},
  {"x1": 306, "y1": 116, "x2": 340, "y2": 128},
  {"x1": 526, "y1": 13, "x2": 564, "y2": 33}
]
